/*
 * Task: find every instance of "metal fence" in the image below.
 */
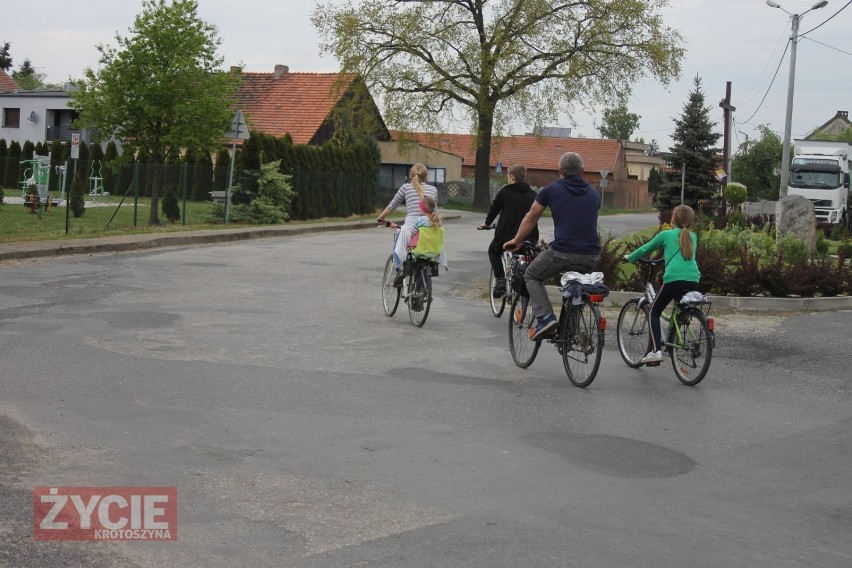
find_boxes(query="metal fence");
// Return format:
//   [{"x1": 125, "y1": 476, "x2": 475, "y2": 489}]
[{"x1": 0, "y1": 156, "x2": 385, "y2": 241}]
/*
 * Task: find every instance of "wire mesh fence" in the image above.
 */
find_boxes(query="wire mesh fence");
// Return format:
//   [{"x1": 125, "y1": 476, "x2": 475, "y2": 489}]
[{"x1": 0, "y1": 156, "x2": 387, "y2": 241}]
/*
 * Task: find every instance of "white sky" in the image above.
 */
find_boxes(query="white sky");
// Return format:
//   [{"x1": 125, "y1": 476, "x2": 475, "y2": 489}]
[{"x1": 2, "y1": 0, "x2": 850, "y2": 152}]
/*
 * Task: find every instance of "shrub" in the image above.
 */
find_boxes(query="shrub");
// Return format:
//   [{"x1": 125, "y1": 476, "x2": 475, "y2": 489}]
[
  {"x1": 815, "y1": 232, "x2": 829, "y2": 256},
  {"x1": 726, "y1": 250, "x2": 761, "y2": 296},
  {"x1": 70, "y1": 172, "x2": 86, "y2": 217},
  {"x1": 598, "y1": 232, "x2": 626, "y2": 288},
  {"x1": 777, "y1": 235, "x2": 808, "y2": 264},
  {"x1": 837, "y1": 242, "x2": 852, "y2": 258},
  {"x1": 161, "y1": 189, "x2": 180, "y2": 223},
  {"x1": 695, "y1": 245, "x2": 730, "y2": 295}
]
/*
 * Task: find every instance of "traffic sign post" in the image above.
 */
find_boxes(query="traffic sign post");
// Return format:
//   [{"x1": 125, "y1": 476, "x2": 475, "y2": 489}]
[
  {"x1": 70, "y1": 131, "x2": 81, "y2": 159},
  {"x1": 224, "y1": 110, "x2": 249, "y2": 224},
  {"x1": 599, "y1": 169, "x2": 609, "y2": 207}
]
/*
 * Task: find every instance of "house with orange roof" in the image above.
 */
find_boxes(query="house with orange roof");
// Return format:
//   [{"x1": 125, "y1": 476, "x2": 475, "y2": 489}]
[
  {"x1": 402, "y1": 132, "x2": 653, "y2": 209},
  {"x1": 235, "y1": 65, "x2": 390, "y2": 146},
  {"x1": 0, "y1": 69, "x2": 19, "y2": 93},
  {"x1": 233, "y1": 65, "x2": 463, "y2": 198}
]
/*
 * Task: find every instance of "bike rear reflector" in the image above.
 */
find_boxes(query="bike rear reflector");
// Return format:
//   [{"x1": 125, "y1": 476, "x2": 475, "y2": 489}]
[
  {"x1": 598, "y1": 317, "x2": 606, "y2": 330},
  {"x1": 706, "y1": 318, "x2": 715, "y2": 331},
  {"x1": 589, "y1": 294, "x2": 604, "y2": 303}
]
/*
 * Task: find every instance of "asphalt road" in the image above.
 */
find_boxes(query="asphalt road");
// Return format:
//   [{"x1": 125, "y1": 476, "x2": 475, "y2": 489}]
[{"x1": 1, "y1": 211, "x2": 851, "y2": 567}]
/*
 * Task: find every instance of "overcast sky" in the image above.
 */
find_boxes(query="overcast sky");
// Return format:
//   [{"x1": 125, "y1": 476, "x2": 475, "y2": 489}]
[{"x1": 2, "y1": 0, "x2": 850, "y2": 152}]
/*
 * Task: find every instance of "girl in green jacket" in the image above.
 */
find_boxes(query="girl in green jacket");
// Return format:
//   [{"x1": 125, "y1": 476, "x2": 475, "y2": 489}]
[{"x1": 625, "y1": 205, "x2": 701, "y2": 364}]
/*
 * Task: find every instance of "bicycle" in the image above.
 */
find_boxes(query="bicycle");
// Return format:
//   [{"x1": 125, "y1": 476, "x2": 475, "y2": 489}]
[
  {"x1": 380, "y1": 221, "x2": 439, "y2": 327},
  {"x1": 477, "y1": 224, "x2": 522, "y2": 317},
  {"x1": 507, "y1": 242, "x2": 606, "y2": 388},
  {"x1": 615, "y1": 258, "x2": 715, "y2": 386}
]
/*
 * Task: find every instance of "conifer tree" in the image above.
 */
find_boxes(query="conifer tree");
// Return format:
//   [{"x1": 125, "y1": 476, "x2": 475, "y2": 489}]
[
  {"x1": 22, "y1": 140, "x2": 34, "y2": 161},
  {"x1": 656, "y1": 75, "x2": 720, "y2": 209},
  {"x1": 213, "y1": 148, "x2": 231, "y2": 192},
  {"x1": 70, "y1": 171, "x2": 86, "y2": 217},
  {"x1": 3, "y1": 140, "x2": 21, "y2": 189}
]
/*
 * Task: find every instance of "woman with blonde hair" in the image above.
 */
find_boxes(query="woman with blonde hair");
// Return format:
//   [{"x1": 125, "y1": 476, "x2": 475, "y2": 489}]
[
  {"x1": 377, "y1": 163, "x2": 440, "y2": 281},
  {"x1": 624, "y1": 204, "x2": 701, "y2": 364}
]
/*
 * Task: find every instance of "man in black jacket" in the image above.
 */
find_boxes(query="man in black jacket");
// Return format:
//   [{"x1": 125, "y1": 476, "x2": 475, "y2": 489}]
[{"x1": 478, "y1": 164, "x2": 539, "y2": 297}]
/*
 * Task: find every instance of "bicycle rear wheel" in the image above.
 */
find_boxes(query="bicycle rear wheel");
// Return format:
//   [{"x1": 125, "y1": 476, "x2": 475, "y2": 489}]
[
  {"x1": 671, "y1": 308, "x2": 712, "y2": 385},
  {"x1": 561, "y1": 300, "x2": 603, "y2": 388},
  {"x1": 616, "y1": 298, "x2": 651, "y2": 368},
  {"x1": 489, "y1": 268, "x2": 507, "y2": 317},
  {"x1": 508, "y1": 295, "x2": 540, "y2": 368},
  {"x1": 408, "y1": 266, "x2": 432, "y2": 327},
  {"x1": 382, "y1": 255, "x2": 400, "y2": 317}
]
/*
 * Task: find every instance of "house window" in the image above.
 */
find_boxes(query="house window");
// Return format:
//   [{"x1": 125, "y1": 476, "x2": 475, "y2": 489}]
[
  {"x1": 427, "y1": 167, "x2": 446, "y2": 184},
  {"x1": 3, "y1": 107, "x2": 20, "y2": 128}
]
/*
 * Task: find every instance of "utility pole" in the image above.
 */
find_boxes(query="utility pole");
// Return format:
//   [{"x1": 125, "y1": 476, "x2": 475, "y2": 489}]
[{"x1": 719, "y1": 82, "x2": 735, "y2": 218}]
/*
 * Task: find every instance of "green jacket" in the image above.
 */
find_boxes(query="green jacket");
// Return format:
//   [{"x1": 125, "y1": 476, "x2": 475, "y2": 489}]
[{"x1": 628, "y1": 228, "x2": 700, "y2": 284}]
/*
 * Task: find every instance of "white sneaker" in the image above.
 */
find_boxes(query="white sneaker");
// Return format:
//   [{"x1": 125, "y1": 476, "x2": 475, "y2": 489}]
[{"x1": 640, "y1": 350, "x2": 664, "y2": 364}]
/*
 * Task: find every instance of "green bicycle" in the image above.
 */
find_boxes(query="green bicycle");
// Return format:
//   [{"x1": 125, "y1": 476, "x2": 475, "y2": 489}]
[{"x1": 615, "y1": 258, "x2": 715, "y2": 386}]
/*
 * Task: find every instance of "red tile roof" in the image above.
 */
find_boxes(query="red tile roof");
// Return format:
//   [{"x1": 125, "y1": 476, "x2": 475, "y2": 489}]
[
  {"x1": 0, "y1": 69, "x2": 19, "y2": 93},
  {"x1": 401, "y1": 132, "x2": 622, "y2": 174},
  {"x1": 236, "y1": 71, "x2": 357, "y2": 144}
]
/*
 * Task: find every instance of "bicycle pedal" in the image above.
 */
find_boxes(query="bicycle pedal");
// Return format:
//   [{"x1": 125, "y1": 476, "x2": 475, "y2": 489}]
[{"x1": 644, "y1": 362, "x2": 661, "y2": 367}]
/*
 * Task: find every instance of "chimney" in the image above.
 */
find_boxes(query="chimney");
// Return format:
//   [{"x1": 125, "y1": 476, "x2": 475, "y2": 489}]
[{"x1": 274, "y1": 65, "x2": 289, "y2": 80}]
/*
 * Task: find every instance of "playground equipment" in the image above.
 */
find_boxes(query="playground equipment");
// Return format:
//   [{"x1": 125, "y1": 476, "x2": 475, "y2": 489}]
[
  {"x1": 20, "y1": 153, "x2": 58, "y2": 211},
  {"x1": 88, "y1": 160, "x2": 109, "y2": 202}
]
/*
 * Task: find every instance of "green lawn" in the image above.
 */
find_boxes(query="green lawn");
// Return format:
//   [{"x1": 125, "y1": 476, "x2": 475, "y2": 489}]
[{"x1": 0, "y1": 196, "x2": 235, "y2": 243}]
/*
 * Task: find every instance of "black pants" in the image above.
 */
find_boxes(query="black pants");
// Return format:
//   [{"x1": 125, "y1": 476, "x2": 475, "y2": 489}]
[
  {"x1": 488, "y1": 240, "x2": 506, "y2": 279},
  {"x1": 649, "y1": 280, "x2": 699, "y2": 352}
]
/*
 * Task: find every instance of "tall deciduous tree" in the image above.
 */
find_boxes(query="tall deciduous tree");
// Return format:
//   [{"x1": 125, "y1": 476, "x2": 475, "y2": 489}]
[
  {"x1": 599, "y1": 105, "x2": 641, "y2": 141},
  {"x1": 731, "y1": 125, "x2": 781, "y2": 201},
  {"x1": 70, "y1": 0, "x2": 238, "y2": 224},
  {"x1": 313, "y1": 0, "x2": 683, "y2": 207},
  {"x1": 656, "y1": 75, "x2": 720, "y2": 209}
]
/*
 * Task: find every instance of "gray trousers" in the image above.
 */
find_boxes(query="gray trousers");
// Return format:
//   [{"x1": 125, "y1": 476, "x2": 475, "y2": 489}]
[{"x1": 524, "y1": 247, "x2": 599, "y2": 319}]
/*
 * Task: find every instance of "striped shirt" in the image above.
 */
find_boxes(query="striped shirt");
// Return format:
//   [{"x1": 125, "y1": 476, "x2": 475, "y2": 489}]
[{"x1": 387, "y1": 182, "x2": 438, "y2": 221}]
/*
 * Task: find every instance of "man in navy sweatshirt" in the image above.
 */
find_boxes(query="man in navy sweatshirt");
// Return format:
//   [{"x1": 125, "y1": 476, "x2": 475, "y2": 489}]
[
  {"x1": 478, "y1": 164, "x2": 539, "y2": 297},
  {"x1": 503, "y1": 152, "x2": 600, "y2": 340}
]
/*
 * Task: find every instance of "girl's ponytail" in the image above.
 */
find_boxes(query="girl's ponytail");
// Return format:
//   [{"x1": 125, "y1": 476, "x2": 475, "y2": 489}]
[{"x1": 673, "y1": 205, "x2": 696, "y2": 260}]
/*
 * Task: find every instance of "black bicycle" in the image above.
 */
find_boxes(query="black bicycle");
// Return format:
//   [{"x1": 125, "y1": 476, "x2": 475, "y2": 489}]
[
  {"x1": 477, "y1": 225, "x2": 524, "y2": 317},
  {"x1": 381, "y1": 222, "x2": 439, "y2": 327},
  {"x1": 615, "y1": 258, "x2": 715, "y2": 385},
  {"x1": 507, "y1": 242, "x2": 606, "y2": 388}
]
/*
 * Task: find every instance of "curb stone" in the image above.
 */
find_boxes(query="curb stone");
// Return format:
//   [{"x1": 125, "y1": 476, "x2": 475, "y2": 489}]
[{"x1": 546, "y1": 287, "x2": 852, "y2": 313}]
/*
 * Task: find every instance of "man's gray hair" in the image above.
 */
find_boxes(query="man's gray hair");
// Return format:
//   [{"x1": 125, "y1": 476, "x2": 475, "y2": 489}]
[{"x1": 559, "y1": 152, "x2": 584, "y2": 176}]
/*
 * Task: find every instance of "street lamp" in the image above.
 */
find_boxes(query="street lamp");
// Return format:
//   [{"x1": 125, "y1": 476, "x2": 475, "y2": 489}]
[{"x1": 766, "y1": 0, "x2": 829, "y2": 198}]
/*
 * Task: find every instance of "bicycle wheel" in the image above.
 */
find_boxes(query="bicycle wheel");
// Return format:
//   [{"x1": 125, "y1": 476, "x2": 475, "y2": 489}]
[
  {"x1": 408, "y1": 266, "x2": 432, "y2": 327},
  {"x1": 508, "y1": 294, "x2": 540, "y2": 368},
  {"x1": 671, "y1": 308, "x2": 713, "y2": 386},
  {"x1": 616, "y1": 298, "x2": 651, "y2": 368},
  {"x1": 382, "y1": 255, "x2": 400, "y2": 317},
  {"x1": 560, "y1": 299, "x2": 603, "y2": 388},
  {"x1": 489, "y1": 268, "x2": 507, "y2": 317}
]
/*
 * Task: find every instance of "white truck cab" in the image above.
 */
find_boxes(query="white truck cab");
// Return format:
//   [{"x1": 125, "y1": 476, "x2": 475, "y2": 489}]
[{"x1": 789, "y1": 140, "x2": 851, "y2": 227}]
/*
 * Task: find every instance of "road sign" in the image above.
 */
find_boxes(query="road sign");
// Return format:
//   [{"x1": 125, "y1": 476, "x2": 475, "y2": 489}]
[
  {"x1": 496, "y1": 162, "x2": 503, "y2": 173},
  {"x1": 225, "y1": 109, "x2": 249, "y2": 140},
  {"x1": 598, "y1": 169, "x2": 609, "y2": 189},
  {"x1": 70, "y1": 131, "x2": 81, "y2": 159}
]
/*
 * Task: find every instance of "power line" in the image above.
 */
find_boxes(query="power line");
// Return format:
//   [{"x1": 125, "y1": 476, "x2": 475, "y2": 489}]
[
  {"x1": 739, "y1": 39, "x2": 790, "y2": 125},
  {"x1": 802, "y1": 36, "x2": 852, "y2": 57},
  {"x1": 799, "y1": 0, "x2": 852, "y2": 37}
]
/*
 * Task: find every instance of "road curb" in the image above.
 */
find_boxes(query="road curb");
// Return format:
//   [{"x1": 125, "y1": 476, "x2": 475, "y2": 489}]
[
  {"x1": 0, "y1": 216, "x2": 463, "y2": 263},
  {"x1": 546, "y1": 287, "x2": 852, "y2": 313}
]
